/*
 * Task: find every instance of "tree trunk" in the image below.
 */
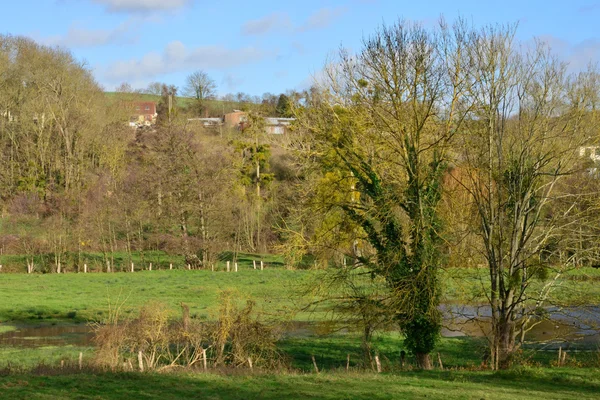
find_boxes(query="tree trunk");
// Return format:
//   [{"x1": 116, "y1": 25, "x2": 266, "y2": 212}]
[
  {"x1": 497, "y1": 320, "x2": 516, "y2": 369},
  {"x1": 415, "y1": 353, "x2": 433, "y2": 370}
]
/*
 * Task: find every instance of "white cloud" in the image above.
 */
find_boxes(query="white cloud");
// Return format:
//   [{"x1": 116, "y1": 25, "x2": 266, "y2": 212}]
[
  {"x1": 241, "y1": 12, "x2": 292, "y2": 36},
  {"x1": 297, "y1": 7, "x2": 347, "y2": 33},
  {"x1": 102, "y1": 41, "x2": 270, "y2": 82},
  {"x1": 537, "y1": 35, "x2": 600, "y2": 72},
  {"x1": 240, "y1": 7, "x2": 347, "y2": 37},
  {"x1": 92, "y1": 0, "x2": 191, "y2": 13},
  {"x1": 42, "y1": 20, "x2": 137, "y2": 48}
]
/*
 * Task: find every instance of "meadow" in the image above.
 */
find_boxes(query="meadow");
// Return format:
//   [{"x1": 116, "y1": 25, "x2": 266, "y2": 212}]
[
  {"x1": 1, "y1": 253, "x2": 598, "y2": 323},
  {"x1": 1, "y1": 254, "x2": 599, "y2": 399}
]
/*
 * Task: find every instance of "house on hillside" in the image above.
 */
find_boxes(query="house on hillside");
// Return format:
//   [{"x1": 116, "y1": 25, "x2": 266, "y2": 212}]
[
  {"x1": 129, "y1": 101, "x2": 157, "y2": 127},
  {"x1": 224, "y1": 111, "x2": 247, "y2": 130},
  {"x1": 579, "y1": 146, "x2": 600, "y2": 162},
  {"x1": 264, "y1": 117, "x2": 295, "y2": 134},
  {"x1": 223, "y1": 111, "x2": 295, "y2": 134},
  {"x1": 188, "y1": 117, "x2": 223, "y2": 128}
]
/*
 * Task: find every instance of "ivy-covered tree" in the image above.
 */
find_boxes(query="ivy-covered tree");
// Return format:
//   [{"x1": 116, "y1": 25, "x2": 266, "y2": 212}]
[{"x1": 295, "y1": 19, "x2": 472, "y2": 368}]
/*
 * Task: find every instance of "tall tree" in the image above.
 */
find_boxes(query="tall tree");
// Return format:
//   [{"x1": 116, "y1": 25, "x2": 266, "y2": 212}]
[
  {"x1": 454, "y1": 25, "x2": 599, "y2": 369},
  {"x1": 295, "y1": 19, "x2": 472, "y2": 368},
  {"x1": 184, "y1": 70, "x2": 216, "y2": 116}
]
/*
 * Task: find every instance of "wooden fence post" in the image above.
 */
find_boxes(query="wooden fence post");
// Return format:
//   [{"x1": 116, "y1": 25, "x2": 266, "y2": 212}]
[
  {"x1": 131, "y1": 262, "x2": 134, "y2": 273},
  {"x1": 260, "y1": 261, "x2": 264, "y2": 271},
  {"x1": 149, "y1": 263, "x2": 152, "y2": 271},
  {"x1": 79, "y1": 352, "x2": 83, "y2": 370},
  {"x1": 227, "y1": 261, "x2": 230, "y2": 272},
  {"x1": 311, "y1": 355, "x2": 319, "y2": 374},
  {"x1": 437, "y1": 352, "x2": 444, "y2": 370},
  {"x1": 253, "y1": 260, "x2": 256, "y2": 270},
  {"x1": 187, "y1": 264, "x2": 191, "y2": 270},
  {"x1": 234, "y1": 262, "x2": 238, "y2": 272},
  {"x1": 202, "y1": 348, "x2": 207, "y2": 371},
  {"x1": 84, "y1": 264, "x2": 88, "y2": 273},
  {"x1": 248, "y1": 357, "x2": 253, "y2": 370},
  {"x1": 375, "y1": 354, "x2": 382, "y2": 373},
  {"x1": 558, "y1": 347, "x2": 562, "y2": 366},
  {"x1": 138, "y1": 351, "x2": 144, "y2": 372},
  {"x1": 346, "y1": 354, "x2": 350, "y2": 371}
]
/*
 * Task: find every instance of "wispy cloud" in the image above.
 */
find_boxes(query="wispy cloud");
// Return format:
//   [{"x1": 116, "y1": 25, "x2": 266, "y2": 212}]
[
  {"x1": 41, "y1": 20, "x2": 138, "y2": 48},
  {"x1": 241, "y1": 7, "x2": 347, "y2": 36},
  {"x1": 222, "y1": 73, "x2": 245, "y2": 91},
  {"x1": 578, "y1": 3, "x2": 600, "y2": 13},
  {"x1": 241, "y1": 12, "x2": 292, "y2": 36},
  {"x1": 537, "y1": 35, "x2": 600, "y2": 71},
  {"x1": 297, "y1": 7, "x2": 347, "y2": 33},
  {"x1": 102, "y1": 41, "x2": 271, "y2": 82},
  {"x1": 91, "y1": 0, "x2": 192, "y2": 13}
]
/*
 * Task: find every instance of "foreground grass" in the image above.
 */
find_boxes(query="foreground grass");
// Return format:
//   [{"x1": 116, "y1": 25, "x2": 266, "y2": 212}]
[
  {"x1": 1, "y1": 368, "x2": 599, "y2": 400},
  {"x1": 2, "y1": 334, "x2": 596, "y2": 372}
]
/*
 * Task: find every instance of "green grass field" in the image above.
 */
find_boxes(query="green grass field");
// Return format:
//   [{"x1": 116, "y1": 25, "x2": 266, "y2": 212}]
[
  {"x1": 0, "y1": 268, "x2": 309, "y2": 323},
  {"x1": 1, "y1": 260, "x2": 598, "y2": 323},
  {"x1": 1, "y1": 368, "x2": 599, "y2": 400},
  {"x1": 1, "y1": 256, "x2": 599, "y2": 399}
]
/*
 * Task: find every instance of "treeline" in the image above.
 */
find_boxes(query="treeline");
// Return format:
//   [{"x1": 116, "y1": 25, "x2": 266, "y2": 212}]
[
  {"x1": 114, "y1": 74, "x2": 300, "y2": 118},
  {"x1": 0, "y1": 35, "x2": 300, "y2": 272}
]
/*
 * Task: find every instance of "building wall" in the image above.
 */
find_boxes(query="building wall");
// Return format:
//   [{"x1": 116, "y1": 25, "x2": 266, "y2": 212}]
[{"x1": 224, "y1": 112, "x2": 247, "y2": 129}]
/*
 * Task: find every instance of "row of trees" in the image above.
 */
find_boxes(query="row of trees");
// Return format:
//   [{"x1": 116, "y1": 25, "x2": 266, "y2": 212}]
[
  {"x1": 116, "y1": 71, "x2": 294, "y2": 118},
  {"x1": 0, "y1": 35, "x2": 296, "y2": 273},
  {"x1": 290, "y1": 19, "x2": 600, "y2": 369}
]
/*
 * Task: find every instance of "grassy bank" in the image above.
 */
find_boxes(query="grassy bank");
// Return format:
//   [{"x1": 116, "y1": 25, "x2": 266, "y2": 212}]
[{"x1": 1, "y1": 367, "x2": 599, "y2": 400}]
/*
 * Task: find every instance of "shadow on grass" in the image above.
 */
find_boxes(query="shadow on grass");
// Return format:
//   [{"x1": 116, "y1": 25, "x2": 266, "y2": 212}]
[
  {"x1": 1, "y1": 368, "x2": 599, "y2": 400},
  {"x1": 280, "y1": 334, "x2": 488, "y2": 371}
]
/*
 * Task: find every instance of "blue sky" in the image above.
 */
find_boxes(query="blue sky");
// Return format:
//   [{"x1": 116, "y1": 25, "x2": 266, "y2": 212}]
[{"x1": 1, "y1": 0, "x2": 599, "y2": 96}]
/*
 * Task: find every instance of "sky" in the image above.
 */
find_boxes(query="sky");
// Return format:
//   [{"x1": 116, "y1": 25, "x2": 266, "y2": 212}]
[{"x1": 1, "y1": 0, "x2": 599, "y2": 96}]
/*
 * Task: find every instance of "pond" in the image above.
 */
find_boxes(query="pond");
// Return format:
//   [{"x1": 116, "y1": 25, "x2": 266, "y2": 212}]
[
  {"x1": 0, "y1": 305, "x2": 598, "y2": 350},
  {"x1": 0, "y1": 323, "x2": 93, "y2": 347},
  {"x1": 441, "y1": 304, "x2": 600, "y2": 350}
]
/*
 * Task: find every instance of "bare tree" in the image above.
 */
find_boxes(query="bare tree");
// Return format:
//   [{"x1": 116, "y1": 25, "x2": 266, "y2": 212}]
[
  {"x1": 184, "y1": 70, "x2": 216, "y2": 102},
  {"x1": 453, "y1": 25, "x2": 599, "y2": 369},
  {"x1": 116, "y1": 82, "x2": 134, "y2": 93},
  {"x1": 145, "y1": 81, "x2": 164, "y2": 96}
]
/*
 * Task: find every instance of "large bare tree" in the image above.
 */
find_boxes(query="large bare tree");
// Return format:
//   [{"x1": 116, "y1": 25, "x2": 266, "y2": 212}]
[
  {"x1": 184, "y1": 70, "x2": 216, "y2": 116},
  {"x1": 452, "y1": 25, "x2": 599, "y2": 369}
]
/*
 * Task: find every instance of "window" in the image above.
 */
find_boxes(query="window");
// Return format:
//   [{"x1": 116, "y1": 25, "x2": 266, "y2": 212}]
[
  {"x1": 145, "y1": 106, "x2": 150, "y2": 111},
  {"x1": 135, "y1": 106, "x2": 140, "y2": 111}
]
